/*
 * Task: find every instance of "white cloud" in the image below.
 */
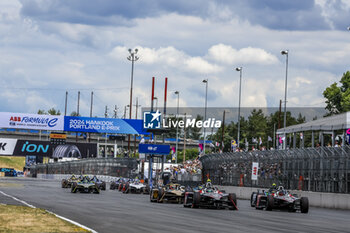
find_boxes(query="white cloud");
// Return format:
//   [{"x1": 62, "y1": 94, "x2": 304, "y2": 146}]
[{"x1": 207, "y1": 44, "x2": 279, "y2": 65}]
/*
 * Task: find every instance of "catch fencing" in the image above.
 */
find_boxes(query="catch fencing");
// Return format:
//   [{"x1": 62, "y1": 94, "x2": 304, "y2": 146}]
[
  {"x1": 30, "y1": 158, "x2": 138, "y2": 178},
  {"x1": 200, "y1": 146, "x2": 350, "y2": 193}
]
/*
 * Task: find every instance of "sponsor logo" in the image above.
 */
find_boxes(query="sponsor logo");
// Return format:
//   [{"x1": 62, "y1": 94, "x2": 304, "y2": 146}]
[
  {"x1": 21, "y1": 141, "x2": 49, "y2": 153},
  {"x1": 9, "y1": 116, "x2": 58, "y2": 127},
  {"x1": 143, "y1": 111, "x2": 161, "y2": 129},
  {"x1": 0, "y1": 143, "x2": 7, "y2": 151},
  {"x1": 143, "y1": 111, "x2": 222, "y2": 129}
]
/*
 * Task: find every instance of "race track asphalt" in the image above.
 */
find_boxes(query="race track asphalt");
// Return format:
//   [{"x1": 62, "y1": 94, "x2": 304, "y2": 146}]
[{"x1": 1, "y1": 177, "x2": 350, "y2": 233}]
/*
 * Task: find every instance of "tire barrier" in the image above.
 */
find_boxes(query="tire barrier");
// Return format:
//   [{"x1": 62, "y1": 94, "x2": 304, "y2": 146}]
[{"x1": 200, "y1": 146, "x2": 350, "y2": 194}]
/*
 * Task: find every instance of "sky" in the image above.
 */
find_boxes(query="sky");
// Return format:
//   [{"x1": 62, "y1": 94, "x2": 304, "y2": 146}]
[{"x1": 0, "y1": 0, "x2": 350, "y2": 118}]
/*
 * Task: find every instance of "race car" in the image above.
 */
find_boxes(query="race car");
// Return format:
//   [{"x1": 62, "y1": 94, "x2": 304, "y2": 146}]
[
  {"x1": 71, "y1": 176, "x2": 100, "y2": 194},
  {"x1": 110, "y1": 177, "x2": 123, "y2": 190},
  {"x1": 150, "y1": 183, "x2": 186, "y2": 203},
  {"x1": 61, "y1": 174, "x2": 80, "y2": 188},
  {"x1": 90, "y1": 175, "x2": 106, "y2": 190},
  {"x1": 183, "y1": 181, "x2": 238, "y2": 210},
  {"x1": 251, "y1": 186, "x2": 309, "y2": 213},
  {"x1": 123, "y1": 179, "x2": 149, "y2": 194},
  {"x1": 118, "y1": 178, "x2": 131, "y2": 192}
]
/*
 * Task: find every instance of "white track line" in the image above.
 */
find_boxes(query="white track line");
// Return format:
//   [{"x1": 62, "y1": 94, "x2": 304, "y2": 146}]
[{"x1": 0, "y1": 190, "x2": 97, "y2": 233}]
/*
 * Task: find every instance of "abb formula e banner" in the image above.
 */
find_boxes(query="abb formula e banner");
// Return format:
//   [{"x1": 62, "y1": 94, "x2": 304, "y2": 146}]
[
  {"x1": 64, "y1": 116, "x2": 147, "y2": 135},
  {"x1": 0, "y1": 112, "x2": 64, "y2": 131}
]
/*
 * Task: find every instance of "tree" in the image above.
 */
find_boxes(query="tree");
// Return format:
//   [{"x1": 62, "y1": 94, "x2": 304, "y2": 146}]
[
  {"x1": 37, "y1": 109, "x2": 46, "y2": 115},
  {"x1": 47, "y1": 108, "x2": 61, "y2": 115},
  {"x1": 70, "y1": 111, "x2": 81, "y2": 116},
  {"x1": 323, "y1": 71, "x2": 350, "y2": 115}
]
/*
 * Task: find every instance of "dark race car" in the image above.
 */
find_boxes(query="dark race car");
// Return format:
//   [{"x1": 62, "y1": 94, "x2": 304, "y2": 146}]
[
  {"x1": 110, "y1": 177, "x2": 123, "y2": 190},
  {"x1": 71, "y1": 176, "x2": 100, "y2": 194},
  {"x1": 150, "y1": 183, "x2": 185, "y2": 203},
  {"x1": 251, "y1": 186, "x2": 309, "y2": 213},
  {"x1": 183, "y1": 182, "x2": 238, "y2": 210},
  {"x1": 61, "y1": 175, "x2": 80, "y2": 188},
  {"x1": 118, "y1": 178, "x2": 131, "y2": 192},
  {"x1": 90, "y1": 175, "x2": 106, "y2": 190}
]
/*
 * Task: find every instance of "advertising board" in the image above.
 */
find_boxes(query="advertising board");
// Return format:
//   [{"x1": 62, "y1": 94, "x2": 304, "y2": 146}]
[{"x1": 0, "y1": 112, "x2": 64, "y2": 131}]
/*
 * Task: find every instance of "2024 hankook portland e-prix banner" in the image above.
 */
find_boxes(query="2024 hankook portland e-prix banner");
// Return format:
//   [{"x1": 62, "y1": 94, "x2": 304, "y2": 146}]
[{"x1": 0, "y1": 112, "x2": 147, "y2": 135}]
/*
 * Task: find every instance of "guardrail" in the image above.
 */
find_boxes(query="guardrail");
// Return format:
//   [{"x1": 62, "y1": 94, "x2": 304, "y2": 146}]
[{"x1": 200, "y1": 146, "x2": 350, "y2": 193}]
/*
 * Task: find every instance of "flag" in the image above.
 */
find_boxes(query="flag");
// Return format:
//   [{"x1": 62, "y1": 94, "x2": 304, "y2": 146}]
[
  {"x1": 268, "y1": 136, "x2": 272, "y2": 142},
  {"x1": 209, "y1": 142, "x2": 215, "y2": 148},
  {"x1": 215, "y1": 142, "x2": 220, "y2": 147},
  {"x1": 300, "y1": 133, "x2": 303, "y2": 140},
  {"x1": 259, "y1": 137, "x2": 262, "y2": 145},
  {"x1": 252, "y1": 137, "x2": 257, "y2": 143},
  {"x1": 198, "y1": 143, "x2": 203, "y2": 152},
  {"x1": 171, "y1": 147, "x2": 176, "y2": 161}
]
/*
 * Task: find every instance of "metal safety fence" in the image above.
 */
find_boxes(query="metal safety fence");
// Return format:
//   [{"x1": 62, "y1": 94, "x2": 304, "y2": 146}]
[
  {"x1": 30, "y1": 158, "x2": 138, "y2": 178},
  {"x1": 200, "y1": 146, "x2": 350, "y2": 193}
]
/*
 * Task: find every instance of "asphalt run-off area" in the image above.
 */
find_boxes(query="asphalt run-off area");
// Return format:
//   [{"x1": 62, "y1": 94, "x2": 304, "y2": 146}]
[{"x1": 1, "y1": 178, "x2": 350, "y2": 233}]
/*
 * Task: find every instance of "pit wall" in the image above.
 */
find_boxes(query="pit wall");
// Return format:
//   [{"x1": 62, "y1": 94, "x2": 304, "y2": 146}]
[{"x1": 218, "y1": 186, "x2": 350, "y2": 210}]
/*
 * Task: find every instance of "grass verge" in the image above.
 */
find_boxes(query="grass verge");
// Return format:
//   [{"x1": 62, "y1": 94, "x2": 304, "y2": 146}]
[
  {"x1": 0, "y1": 156, "x2": 25, "y2": 171},
  {"x1": 0, "y1": 204, "x2": 90, "y2": 233}
]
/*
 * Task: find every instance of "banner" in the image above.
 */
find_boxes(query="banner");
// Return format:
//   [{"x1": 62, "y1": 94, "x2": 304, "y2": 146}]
[
  {"x1": 0, "y1": 139, "x2": 97, "y2": 158},
  {"x1": 138, "y1": 144, "x2": 170, "y2": 155},
  {"x1": 64, "y1": 116, "x2": 147, "y2": 135},
  {"x1": 251, "y1": 162, "x2": 259, "y2": 181},
  {"x1": 0, "y1": 112, "x2": 64, "y2": 131},
  {"x1": 0, "y1": 138, "x2": 17, "y2": 155}
]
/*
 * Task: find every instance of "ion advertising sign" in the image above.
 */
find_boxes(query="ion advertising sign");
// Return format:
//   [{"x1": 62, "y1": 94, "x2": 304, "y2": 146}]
[
  {"x1": 138, "y1": 144, "x2": 170, "y2": 155},
  {"x1": 64, "y1": 116, "x2": 147, "y2": 135},
  {"x1": 0, "y1": 112, "x2": 64, "y2": 131},
  {"x1": 251, "y1": 162, "x2": 259, "y2": 181}
]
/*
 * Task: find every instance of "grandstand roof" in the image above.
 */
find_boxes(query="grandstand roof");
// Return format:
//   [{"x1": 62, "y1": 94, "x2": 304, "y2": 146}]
[{"x1": 277, "y1": 112, "x2": 350, "y2": 134}]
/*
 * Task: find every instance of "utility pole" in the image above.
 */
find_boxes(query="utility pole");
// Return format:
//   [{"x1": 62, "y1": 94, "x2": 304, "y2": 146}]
[
  {"x1": 127, "y1": 49, "x2": 139, "y2": 154},
  {"x1": 221, "y1": 110, "x2": 226, "y2": 152},
  {"x1": 183, "y1": 113, "x2": 187, "y2": 163},
  {"x1": 104, "y1": 106, "x2": 108, "y2": 158},
  {"x1": 88, "y1": 91, "x2": 93, "y2": 142},
  {"x1": 64, "y1": 91, "x2": 68, "y2": 116},
  {"x1": 133, "y1": 98, "x2": 141, "y2": 157},
  {"x1": 76, "y1": 91, "x2": 80, "y2": 143},
  {"x1": 113, "y1": 105, "x2": 118, "y2": 118}
]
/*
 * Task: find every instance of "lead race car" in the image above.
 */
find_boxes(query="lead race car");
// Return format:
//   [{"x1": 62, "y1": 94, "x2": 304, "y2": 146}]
[
  {"x1": 183, "y1": 180, "x2": 238, "y2": 210},
  {"x1": 71, "y1": 176, "x2": 100, "y2": 194},
  {"x1": 251, "y1": 185, "x2": 309, "y2": 213}
]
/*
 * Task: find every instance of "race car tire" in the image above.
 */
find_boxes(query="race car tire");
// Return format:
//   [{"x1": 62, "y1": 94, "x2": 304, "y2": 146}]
[
  {"x1": 102, "y1": 182, "x2": 106, "y2": 190},
  {"x1": 150, "y1": 190, "x2": 158, "y2": 202},
  {"x1": 71, "y1": 183, "x2": 77, "y2": 193},
  {"x1": 145, "y1": 184, "x2": 150, "y2": 194},
  {"x1": 250, "y1": 192, "x2": 257, "y2": 207},
  {"x1": 157, "y1": 188, "x2": 164, "y2": 203},
  {"x1": 61, "y1": 180, "x2": 67, "y2": 188},
  {"x1": 124, "y1": 183, "x2": 130, "y2": 193},
  {"x1": 183, "y1": 193, "x2": 191, "y2": 208},
  {"x1": 228, "y1": 193, "x2": 237, "y2": 210},
  {"x1": 300, "y1": 197, "x2": 309, "y2": 213},
  {"x1": 266, "y1": 195, "x2": 274, "y2": 211},
  {"x1": 192, "y1": 192, "x2": 200, "y2": 208},
  {"x1": 110, "y1": 183, "x2": 115, "y2": 190}
]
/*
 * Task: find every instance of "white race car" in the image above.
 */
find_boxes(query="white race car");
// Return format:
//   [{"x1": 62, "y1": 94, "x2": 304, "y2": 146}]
[{"x1": 124, "y1": 179, "x2": 149, "y2": 194}]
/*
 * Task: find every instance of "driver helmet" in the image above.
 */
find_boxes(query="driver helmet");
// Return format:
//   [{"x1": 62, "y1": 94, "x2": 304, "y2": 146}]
[{"x1": 272, "y1": 183, "x2": 276, "y2": 188}]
